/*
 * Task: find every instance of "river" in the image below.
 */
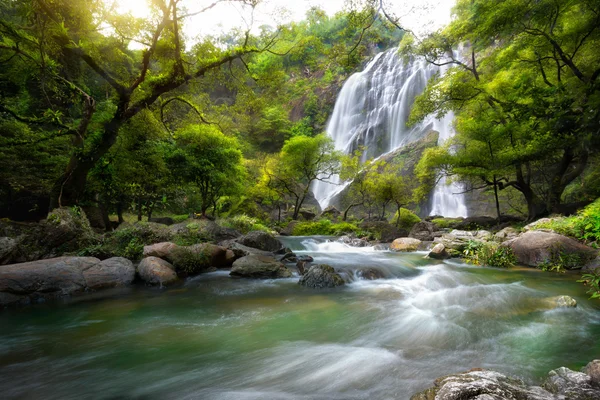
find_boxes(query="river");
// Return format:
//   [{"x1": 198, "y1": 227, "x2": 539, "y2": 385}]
[{"x1": 1, "y1": 236, "x2": 599, "y2": 399}]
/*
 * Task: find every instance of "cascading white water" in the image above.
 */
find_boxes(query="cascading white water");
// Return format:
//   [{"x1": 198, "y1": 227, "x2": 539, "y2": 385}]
[{"x1": 312, "y1": 48, "x2": 467, "y2": 217}]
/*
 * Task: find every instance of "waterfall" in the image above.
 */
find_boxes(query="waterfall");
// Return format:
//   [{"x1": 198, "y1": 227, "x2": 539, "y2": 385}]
[{"x1": 312, "y1": 48, "x2": 467, "y2": 217}]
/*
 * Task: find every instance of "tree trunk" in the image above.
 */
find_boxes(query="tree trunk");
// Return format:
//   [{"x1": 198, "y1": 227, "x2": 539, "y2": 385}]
[
  {"x1": 147, "y1": 205, "x2": 153, "y2": 221},
  {"x1": 343, "y1": 202, "x2": 362, "y2": 221},
  {"x1": 116, "y1": 200, "x2": 124, "y2": 224},
  {"x1": 492, "y1": 176, "x2": 501, "y2": 221},
  {"x1": 137, "y1": 199, "x2": 143, "y2": 221}
]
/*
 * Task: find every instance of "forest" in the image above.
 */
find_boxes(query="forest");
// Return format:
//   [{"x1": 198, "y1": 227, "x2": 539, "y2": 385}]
[{"x1": 1, "y1": 0, "x2": 600, "y2": 398}]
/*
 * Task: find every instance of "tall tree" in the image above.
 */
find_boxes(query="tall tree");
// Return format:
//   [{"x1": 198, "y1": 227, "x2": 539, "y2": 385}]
[
  {"x1": 407, "y1": 0, "x2": 600, "y2": 220},
  {"x1": 266, "y1": 134, "x2": 340, "y2": 220},
  {"x1": 0, "y1": 0, "x2": 273, "y2": 210}
]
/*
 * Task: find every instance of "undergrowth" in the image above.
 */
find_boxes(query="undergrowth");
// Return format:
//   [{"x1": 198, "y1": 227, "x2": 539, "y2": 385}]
[{"x1": 463, "y1": 240, "x2": 516, "y2": 268}]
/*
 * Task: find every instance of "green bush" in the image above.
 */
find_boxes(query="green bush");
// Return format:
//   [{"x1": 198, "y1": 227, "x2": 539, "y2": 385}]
[
  {"x1": 169, "y1": 247, "x2": 210, "y2": 274},
  {"x1": 578, "y1": 271, "x2": 600, "y2": 299},
  {"x1": 534, "y1": 199, "x2": 600, "y2": 244},
  {"x1": 538, "y1": 245, "x2": 585, "y2": 273},
  {"x1": 78, "y1": 222, "x2": 173, "y2": 260},
  {"x1": 431, "y1": 218, "x2": 462, "y2": 229},
  {"x1": 463, "y1": 240, "x2": 516, "y2": 268},
  {"x1": 392, "y1": 208, "x2": 421, "y2": 230},
  {"x1": 291, "y1": 219, "x2": 361, "y2": 236},
  {"x1": 218, "y1": 215, "x2": 273, "y2": 234}
]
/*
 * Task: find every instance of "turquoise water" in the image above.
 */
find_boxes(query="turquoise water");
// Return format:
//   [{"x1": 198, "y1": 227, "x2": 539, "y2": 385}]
[{"x1": 1, "y1": 236, "x2": 599, "y2": 399}]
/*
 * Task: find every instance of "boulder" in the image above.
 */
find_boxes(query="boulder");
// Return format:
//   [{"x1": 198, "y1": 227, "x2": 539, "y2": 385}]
[
  {"x1": 428, "y1": 243, "x2": 450, "y2": 259},
  {"x1": 148, "y1": 217, "x2": 175, "y2": 226},
  {"x1": 434, "y1": 230, "x2": 490, "y2": 252},
  {"x1": 170, "y1": 219, "x2": 240, "y2": 242},
  {"x1": 236, "y1": 231, "x2": 283, "y2": 252},
  {"x1": 219, "y1": 240, "x2": 274, "y2": 258},
  {"x1": 390, "y1": 237, "x2": 422, "y2": 252},
  {"x1": 583, "y1": 360, "x2": 600, "y2": 387},
  {"x1": 299, "y1": 264, "x2": 345, "y2": 288},
  {"x1": 523, "y1": 218, "x2": 556, "y2": 232},
  {"x1": 494, "y1": 227, "x2": 519, "y2": 242},
  {"x1": 230, "y1": 255, "x2": 292, "y2": 279},
  {"x1": 409, "y1": 221, "x2": 436, "y2": 241},
  {"x1": 505, "y1": 231, "x2": 597, "y2": 268},
  {"x1": 543, "y1": 366, "x2": 600, "y2": 398},
  {"x1": 280, "y1": 221, "x2": 299, "y2": 236},
  {"x1": 356, "y1": 268, "x2": 385, "y2": 280},
  {"x1": 0, "y1": 256, "x2": 135, "y2": 307},
  {"x1": 542, "y1": 295, "x2": 578, "y2": 309},
  {"x1": 137, "y1": 257, "x2": 178, "y2": 286},
  {"x1": 339, "y1": 235, "x2": 369, "y2": 247},
  {"x1": 359, "y1": 221, "x2": 405, "y2": 243},
  {"x1": 320, "y1": 206, "x2": 341, "y2": 219},
  {"x1": 82, "y1": 257, "x2": 135, "y2": 290},
  {"x1": 296, "y1": 260, "x2": 310, "y2": 275},
  {"x1": 297, "y1": 255, "x2": 314, "y2": 263},
  {"x1": 411, "y1": 366, "x2": 600, "y2": 400},
  {"x1": 189, "y1": 243, "x2": 230, "y2": 269},
  {"x1": 143, "y1": 242, "x2": 181, "y2": 259},
  {"x1": 299, "y1": 210, "x2": 316, "y2": 221},
  {"x1": 0, "y1": 237, "x2": 25, "y2": 265}
]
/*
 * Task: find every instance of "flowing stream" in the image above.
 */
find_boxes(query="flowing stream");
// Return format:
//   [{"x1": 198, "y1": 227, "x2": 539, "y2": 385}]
[
  {"x1": 1, "y1": 238, "x2": 599, "y2": 399},
  {"x1": 312, "y1": 48, "x2": 467, "y2": 217}
]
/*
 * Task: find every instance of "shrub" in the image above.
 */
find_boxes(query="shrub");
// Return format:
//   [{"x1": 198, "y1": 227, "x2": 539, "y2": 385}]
[
  {"x1": 534, "y1": 199, "x2": 600, "y2": 244},
  {"x1": 169, "y1": 247, "x2": 210, "y2": 274},
  {"x1": 578, "y1": 271, "x2": 600, "y2": 299},
  {"x1": 291, "y1": 219, "x2": 361, "y2": 236},
  {"x1": 392, "y1": 208, "x2": 421, "y2": 230},
  {"x1": 218, "y1": 215, "x2": 273, "y2": 234},
  {"x1": 463, "y1": 240, "x2": 516, "y2": 268},
  {"x1": 538, "y1": 245, "x2": 585, "y2": 273}
]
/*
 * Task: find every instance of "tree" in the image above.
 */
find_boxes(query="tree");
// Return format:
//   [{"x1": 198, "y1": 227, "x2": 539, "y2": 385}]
[
  {"x1": 168, "y1": 124, "x2": 245, "y2": 217},
  {"x1": 369, "y1": 162, "x2": 409, "y2": 221},
  {"x1": 0, "y1": 0, "x2": 273, "y2": 211},
  {"x1": 266, "y1": 134, "x2": 340, "y2": 220},
  {"x1": 406, "y1": 0, "x2": 600, "y2": 220}
]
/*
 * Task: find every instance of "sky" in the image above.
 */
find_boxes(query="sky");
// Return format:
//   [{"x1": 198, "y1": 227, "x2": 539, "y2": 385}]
[{"x1": 115, "y1": 0, "x2": 456, "y2": 42}]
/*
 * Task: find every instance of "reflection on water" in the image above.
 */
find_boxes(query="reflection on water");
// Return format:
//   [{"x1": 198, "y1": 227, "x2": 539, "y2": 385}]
[{"x1": 0, "y1": 236, "x2": 599, "y2": 399}]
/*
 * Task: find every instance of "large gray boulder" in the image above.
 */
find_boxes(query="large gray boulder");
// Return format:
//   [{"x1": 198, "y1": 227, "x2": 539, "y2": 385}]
[
  {"x1": 0, "y1": 256, "x2": 135, "y2": 307},
  {"x1": 409, "y1": 221, "x2": 438, "y2": 241},
  {"x1": 236, "y1": 231, "x2": 282, "y2": 252},
  {"x1": 82, "y1": 257, "x2": 135, "y2": 290},
  {"x1": 411, "y1": 363, "x2": 600, "y2": 400},
  {"x1": 299, "y1": 264, "x2": 345, "y2": 288},
  {"x1": 434, "y1": 230, "x2": 491, "y2": 252},
  {"x1": 505, "y1": 230, "x2": 597, "y2": 268},
  {"x1": 137, "y1": 256, "x2": 178, "y2": 286},
  {"x1": 543, "y1": 366, "x2": 600, "y2": 398},
  {"x1": 230, "y1": 255, "x2": 291, "y2": 279}
]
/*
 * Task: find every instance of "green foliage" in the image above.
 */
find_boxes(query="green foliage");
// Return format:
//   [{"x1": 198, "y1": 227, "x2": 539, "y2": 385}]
[
  {"x1": 218, "y1": 215, "x2": 273, "y2": 235},
  {"x1": 533, "y1": 199, "x2": 600, "y2": 244},
  {"x1": 578, "y1": 271, "x2": 600, "y2": 300},
  {"x1": 392, "y1": 208, "x2": 421, "y2": 230},
  {"x1": 431, "y1": 218, "x2": 463, "y2": 229},
  {"x1": 463, "y1": 240, "x2": 516, "y2": 268},
  {"x1": 407, "y1": 0, "x2": 600, "y2": 220},
  {"x1": 169, "y1": 247, "x2": 210, "y2": 275},
  {"x1": 291, "y1": 219, "x2": 360, "y2": 236},
  {"x1": 538, "y1": 246, "x2": 585, "y2": 273}
]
